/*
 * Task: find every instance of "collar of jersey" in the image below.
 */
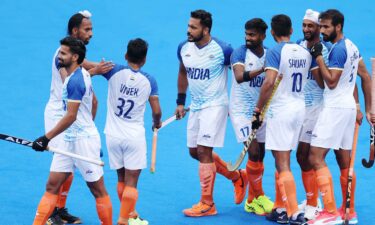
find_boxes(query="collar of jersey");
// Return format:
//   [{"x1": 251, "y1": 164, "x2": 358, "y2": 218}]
[{"x1": 195, "y1": 38, "x2": 212, "y2": 49}]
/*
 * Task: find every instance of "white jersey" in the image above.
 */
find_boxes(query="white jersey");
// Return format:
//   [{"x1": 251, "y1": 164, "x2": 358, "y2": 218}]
[
  {"x1": 102, "y1": 64, "x2": 158, "y2": 140},
  {"x1": 297, "y1": 39, "x2": 331, "y2": 107},
  {"x1": 62, "y1": 67, "x2": 99, "y2": 141},
  {"x1": 265, "y1": 42, "x2": 315, "y2": 110},
  {"x1": 323, "y1": 37, "x2": 361, "y2": 109},
  {"x1": 177, "y1": 37, "x2": 233, "y2": 111},
  {"x1": 229, "y1": 45, "x2": 266, "y2": 119},
  {"x1": 45, "y1": 47, "x2": 64, "y2": 119}
]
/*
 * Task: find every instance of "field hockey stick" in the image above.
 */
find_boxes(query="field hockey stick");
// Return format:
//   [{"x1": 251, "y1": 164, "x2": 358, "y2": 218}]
[
  {"x1": 0, "y1": 133, "x2": 104, "y2": 166},
  {"x1": 150, "y1": 108, "x2": 190, "y2": 173},
  {"x1": 343, "y1": 123, "x2": 359, "y2": 225},
  {"x1": 227, "y1": 75, "x2": 282, "y2": 171},
  {"x1": 362, "y1": 58, "x2": 375, "y2": 168}
]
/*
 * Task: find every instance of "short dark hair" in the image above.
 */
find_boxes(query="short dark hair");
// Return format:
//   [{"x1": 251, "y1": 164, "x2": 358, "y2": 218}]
[
  {"x1": 191, "y1": 9, "x2": 212, "y2": 32},
  {"x1": 127, "y1": 38, "x2": 148, "y2": 64},
  {"x1": 67, "y1": 13, "x2": 89, "y2": 35},
  {"x1": 60, "y1": 36, "x2": 86, "y2": 64},
  {"x1": 245, "y1": 18, "x2": 268, "y2": 34},
  {"x1": 319, "y1": 9, "x2": 344, "y2": 30},
  {"x1": 271, "y1": 14, "x2": 292, "y2": 37}
]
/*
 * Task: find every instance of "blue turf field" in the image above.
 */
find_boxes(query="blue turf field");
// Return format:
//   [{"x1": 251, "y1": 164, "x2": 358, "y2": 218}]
[{"x1": 0, "y1": 1, "x2": 375, "y2": 224}]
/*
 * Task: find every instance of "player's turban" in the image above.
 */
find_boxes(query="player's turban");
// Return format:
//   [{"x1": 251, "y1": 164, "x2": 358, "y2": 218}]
[
  {"x1": 303, "y1": 9, "x2": 319, "y2": 24},
  {"x1": 79, "y1": 10, "x2": 92, "y2": 18}
]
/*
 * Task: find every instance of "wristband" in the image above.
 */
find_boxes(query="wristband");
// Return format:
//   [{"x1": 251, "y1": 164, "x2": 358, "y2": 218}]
[
  {"x1": 176, "y1": 93, "x2": 186, "y2": 106},
  {"x1": 243, "y1": 71, "x2": 251, "y2": 82},
  {"x1": 356, "y1": 103, "x2": 360, "y2": 110}
]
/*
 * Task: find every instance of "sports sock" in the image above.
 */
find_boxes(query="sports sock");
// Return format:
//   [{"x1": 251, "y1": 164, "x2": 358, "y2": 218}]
[
  {"x1": 273, "y1": 171, "x2": 284, "y2": 209},
  {"x1": 246, "y1": 160, "x2": 264, "y2": 201},
  {"x1": 32, "y1": 192, "x2": 58, "y2": 225},
  {"x1": 302, "y1": 169, "x2": 318, "y2": 207},
  {"x1": 96, "y1": 195, "x2": 113, "y2": 225},
  {"x1": 56, "y1": 173, "x2": 73, "y2": 208},
  {"x1": 199, "y1": 162, "x2": 216, "y2": 205},
  {"x1": 213, "y1": 152, "x2": 239, "y2": 181},
  {"x1": 340, "y1": 168, "x2": 356, "y2": 213},
  {"x1": 277, "y1": 171, "x2": 299, "y2": 217},
  {"x1": 117, "y1": 182, "x2": 125, "y2": 201},
  {"x1": 119, "y1": 186, "x2": 138, "y2": 221},
  {"x1": 316, "y1": 167, "x2": 337, "y2": 214}
]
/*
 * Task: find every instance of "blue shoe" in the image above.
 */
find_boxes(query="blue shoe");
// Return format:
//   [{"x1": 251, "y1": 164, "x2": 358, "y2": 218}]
[
  {"x1": 290, "y1": 212, "x2": 307, "y2": 225},
  {"x1": 266, "y1": 208, "x2": 289, "y2": 224}
]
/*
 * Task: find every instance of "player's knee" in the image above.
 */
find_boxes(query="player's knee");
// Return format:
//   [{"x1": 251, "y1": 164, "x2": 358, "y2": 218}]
[
  {"x1": 45, "y1": 181, "x2": 61, "y2": 194},
  {"x1": 248, "y1": 150, "x2": 260, "y2": 161},
  {"x1": 189, "y1": 148, "x2": 198, "y2": 160}
]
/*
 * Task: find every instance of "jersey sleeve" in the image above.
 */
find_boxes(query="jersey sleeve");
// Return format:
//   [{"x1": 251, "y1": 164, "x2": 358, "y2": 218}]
[
  {"x1": 177, "y1": 41, "x2": 187, "y2": 62},
  {"x1": 265, "y1": 46, "x2": 282, "y2": 72},
  {"x1": 145, "y1": 74, "x2": 159, "y2": 96},
  {"x1": 230, "y1": 46, "x2": 246, "y2": 66},
  {"x1": 328, "y1": 45, "x2": 347, "y2": 70},
  {"x1": 102, "y1": 64, "x2": 126, "y2": 80},
  {"x1": 67, "y1": 74, "x2": 86, "y2": 102}
]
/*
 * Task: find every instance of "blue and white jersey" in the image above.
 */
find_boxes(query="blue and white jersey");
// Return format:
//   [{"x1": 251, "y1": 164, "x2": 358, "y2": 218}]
[
  {"x1": 102, "y1": 64, "x2": 158, "y2": 140},
  {"x1": 177, "y1": 37, "x2": 233, "y2": 111},
  {"x1": 45, "y1": 47, "x2": 64, "y2": 119},
  {"x1": 62, "y1": 68, "x2": 99, "y2": 141},
  {"x1": 229, "y1": 45, "x2": 266, "y2": 119},
  {"x1": 265, "y1": 42, "x2": 314, "y2": 109},
  {"x1": 296, "y1": 39, "x2": 331, "y2": 107},
  {"x1": 324, "y1": 37, "x2": 361, "y2": 109}
]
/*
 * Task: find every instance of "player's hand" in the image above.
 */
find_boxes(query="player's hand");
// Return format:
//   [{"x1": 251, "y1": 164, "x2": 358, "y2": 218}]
[
  {"x1": 90, "y1": 59, "x2": 114, "y2": 75},
  {"x1": 251, "y1": 111, "x2": 262, "y2": 130},
  {"x1": 32, "y1": 135, "x2": 50, "y2": 152},
  {"x1": 152, "y1": 121, "x2": 162, "y2": 131},
  {"x1": 356, "y1": 109, "x2": 363, "y2": 125},
  {"x1": 175, "y1": 105, "x2": 186, "y2": 120},
  {"x1": 310, "y1": 42, "x2": 323, "y2": 59}
]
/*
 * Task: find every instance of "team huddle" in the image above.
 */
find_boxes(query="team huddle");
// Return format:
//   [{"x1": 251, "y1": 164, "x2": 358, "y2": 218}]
[{"x1": 29, "y1": 7, "x2": 372, "y2": 225}]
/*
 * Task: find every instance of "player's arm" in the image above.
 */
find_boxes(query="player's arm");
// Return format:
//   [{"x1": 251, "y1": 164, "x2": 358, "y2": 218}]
[
  {"x1": 175, "y1": 62, "x2": 188, "y2": 119},
  {"x1": 46, "y1": 101, "x2": 80, "y2": 140},
  {"x1": 311, "y1": 68, "x2": 324, "y2": 89},
  {"x1": 353, "y1": 84, "x2": 363, "y2": 125},
  {"x1": 357, "y1": 59, "x2": 372, "y2": 124},
  {"x1": 255, "y1": 69, "x2": 278, "y2": 111},
  {"x1": 149, "y1": 96, "x2": 162, "y2": 129},
  {"x1": 315, "y1": 56, "x2": 342, "y2": 89},
  {"x1": 87, "y1": 59, "x2": 114, "y2": 77},
  {"x1": 233, "y1": 64, "x2": 264, "y2": 83},
  {"x1": 92, "y1": 91, "x2": 98, "y2": 120}
]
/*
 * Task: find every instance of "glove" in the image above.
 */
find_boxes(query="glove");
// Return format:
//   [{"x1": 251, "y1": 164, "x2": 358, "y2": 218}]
[
  {"x1": 32, "y1": 135, "x2": 50, "y2": 152},
  {"x1": 310, "y1": 42, "x2": 323, "y2": 59},
  {"x1": 251, "y1": 111, "x2": 262, "y2": 130}
]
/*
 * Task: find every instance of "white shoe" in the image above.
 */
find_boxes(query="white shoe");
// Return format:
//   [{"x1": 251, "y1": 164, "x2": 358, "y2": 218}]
[{"x1": 298, "y1": 199, "x2": 322, "y2": 219}]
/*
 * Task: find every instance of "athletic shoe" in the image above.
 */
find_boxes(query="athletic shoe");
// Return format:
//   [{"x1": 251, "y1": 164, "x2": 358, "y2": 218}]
[
  {"x1": 129, "y1": 217, "x2": 149, "y2": 225},
  {"x1": 298, "y1": 199, "x2": 322, "y2": 212},
  {"x1": 183, "y1": 202, "x2": 217, "y2": 217},
  {"x1": 266, "y1": 208, "x2": 289, "y2": 224},
  {"x1": 337, "y1": 207, "x2": 358, "y2": 224},
  {"x1": 303, "y1": 204, "x2": 320, "y2": 221},
  {"x1": 244, "y1": 199, "x2": 266, "y2": 216},
  {"x1": 307, "y1": 210, "x2": 342, "y2": 225},
  {"x1": 57, "y1": 207, "x2": 82, "y2": 224},
  {"x1": 233, "y1": 169, "x2": 248, "y2": 204},
  {"x1": 289, "y1": 212, "x2": 308, "y2": 225},
  {"x1": 255, "y1": 195, "x2": 274, "y2": 213},
  {"x1": 46, "y1": 208, "x2": 64, "y2": 225}
]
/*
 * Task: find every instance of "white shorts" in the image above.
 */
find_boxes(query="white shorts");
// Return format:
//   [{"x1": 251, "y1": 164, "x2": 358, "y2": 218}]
[
  {"x1": 50, "y1": 135, "x2": 103, "y2": 182},
  {"x1": 299, "y1": 104, "x2": 322, "y2": 143},
  {"x1": 266, "y1": 106, "x2": 305, "y2": 151},
  {"x1": 44, "y1": 115, "x2": 64, "y2": 149},
  {"x1": 105, "y1": 134, "x2": 147, "y2": 170},
  {"x1": 311, "y1": 107, "x2": 356, "y2": 150},
  {"x1": 230, "y1": 115, "x2": 266, "y2": 143},
  {"x1": 187, "y1": 106, "x2": 228, "y2": 148}
]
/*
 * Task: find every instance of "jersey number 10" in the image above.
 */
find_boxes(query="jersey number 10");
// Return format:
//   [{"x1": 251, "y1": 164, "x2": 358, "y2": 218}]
[{"x1": 292, "y1": 72, "x2": 302, "y2": 92}]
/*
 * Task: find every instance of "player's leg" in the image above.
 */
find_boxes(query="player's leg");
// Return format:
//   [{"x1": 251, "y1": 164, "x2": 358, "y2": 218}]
[
  {"x1": 245, "y1": 122, "x2": 273, "y2": 214},
  {"x1": 33, "y1": 172, "x2": 70, "y2": 225},
  {"x1": 86, "y1": 177, "x2": 112, "y2": 225}
]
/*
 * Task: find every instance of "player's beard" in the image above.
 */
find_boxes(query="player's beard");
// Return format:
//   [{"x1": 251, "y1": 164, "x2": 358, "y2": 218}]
[
  {"x1": 322, "y1": 30, "x2": 337, "y2": 42},
  {"x1": 246, "y1": 40, "x2": 260, "y2": 50},
  {"x1": 303, "y1": 31, "x2": 316, "y2": 41},
  {"x1": 187, "y1": 31, "x2": 204, "y2": 43},
  {"x1": 58, "y1": 59, "x2": 72, "y2": 68}
]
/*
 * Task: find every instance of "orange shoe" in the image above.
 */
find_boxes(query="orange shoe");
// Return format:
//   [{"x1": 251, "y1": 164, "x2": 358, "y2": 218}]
[
  {"x1": 233, "y1": 169, "x2": 248, "y2": 204},
  {"x1": 183, "y1": 202, "x2": 217, "y2": 217}
]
